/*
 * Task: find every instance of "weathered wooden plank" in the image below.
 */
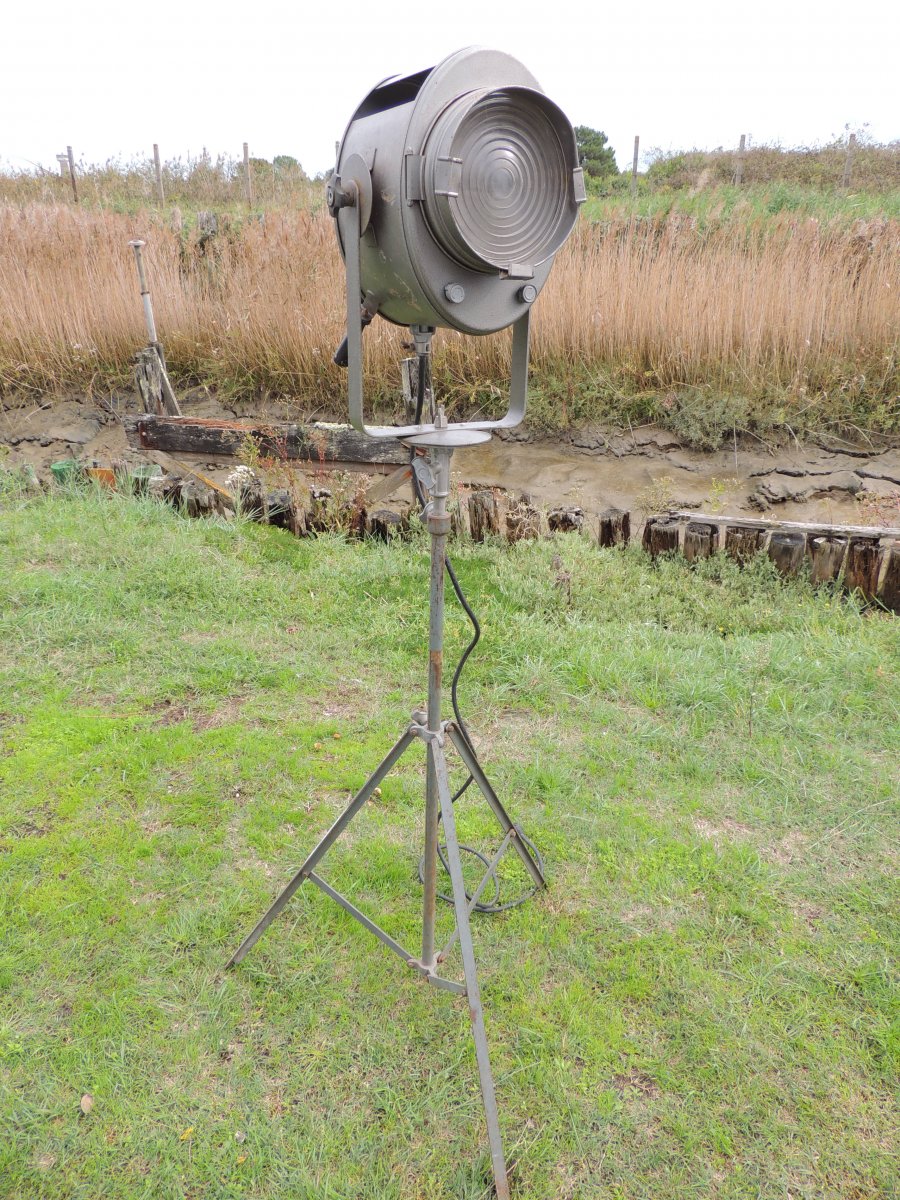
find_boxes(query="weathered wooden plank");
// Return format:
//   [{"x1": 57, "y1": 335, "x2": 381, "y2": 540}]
[
  {"x1": 364, "y1": 465, "x2": 412, "y2": 507},
  {"x1": 672, "y1": 510, "x2": 897, "y2": 539},
  {"x1": 123, "y1": 415, "x2": 408, "y2": 466},
  {"x1": 143, "y1": 450, "x2": 233, "y2": 499},
  {"x1": 132, "y1": 347, "x2": 181, "y2": 417}
]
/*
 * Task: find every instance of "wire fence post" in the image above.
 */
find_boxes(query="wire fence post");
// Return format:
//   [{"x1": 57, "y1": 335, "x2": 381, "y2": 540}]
[
  {"x1": 153, "y1": 143, "x2": 165, "y2": 205},
  {"x1": 631, "y1": 135, "x2": 640, "y2": 197},
  {"x1": 734, "y1": 134, "x2": 746, "y2": 186},
  {"x1": 243, "y1": 142, "x2": 254, "y2": 208},
  {"x1": 842, "y1": 133, "x2": 856, "y2": 189},
  {"x1": 66, "y1": 145, "x2": 78, "y2": 203}
]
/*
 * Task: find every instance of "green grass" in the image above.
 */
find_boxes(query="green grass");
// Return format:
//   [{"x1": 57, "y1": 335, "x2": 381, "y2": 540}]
[
  {"x1": 583, "y1": 181, "x2": 900, "y2": 224},
  {"x1": 0, "y1": 487, "x2": 897, "y2": 1199}
]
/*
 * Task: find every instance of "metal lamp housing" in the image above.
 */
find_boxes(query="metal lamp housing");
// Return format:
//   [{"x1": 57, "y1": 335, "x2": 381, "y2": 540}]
[{"x1": 334, "y1": 47, "x2": 585, "y2": 336}]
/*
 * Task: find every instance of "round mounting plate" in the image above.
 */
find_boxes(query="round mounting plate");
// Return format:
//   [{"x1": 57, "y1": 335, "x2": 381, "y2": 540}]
[{"x1": 402, "y1": 429, "x2": 492, "y2": 448}]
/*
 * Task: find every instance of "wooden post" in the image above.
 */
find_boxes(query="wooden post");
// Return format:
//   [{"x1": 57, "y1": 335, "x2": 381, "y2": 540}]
[
  {"x1": 265, "y1": 489, "x2": 296, "y2": 531},
  {"x1": 631, "y1": 135, "x2": 639, "y2": 197},
  {"x1": 367, "y1": 509, "x2": 403, "y2": 540},
  {"x1": 842, "y1": 133, "x2": 856, "y2": 189},
  {"x1": 844, "y1": 537, "x2": 880, "y2": 600},
  {"x1": 734, "y1": 134, "x2": 746, "y2": 186},
  {"x1": 234, "y1": 471, "x2": 265, "y2": 521},
  {"x1": 876, "y1": 544, "x2": 900, "y2": 612},
  {"x1": 724, "y1": 524, "x2": 764, "y2": 565},
  {"x1": 159, "y1": 474, "x2": 184, "y2": 507},
  {"x1": 179, "y1": 478, "x2": 216, "y2": 518},
  {"x1": 133, "y1": 347, "x2": 165, "y2": 414},
  {"x1": 307, "y1": 485, "x2": 332, "y2": 532},
  {"x1": 598, "y1": 508, "x2": 630, "y2": 548},
  {"x1": 243, "y1": 142, "x2": 254, "y2": 208},
  {"x1": 153, "y1": 143, "x2": 165, "y2": 205},
  {"x1": 807, "y1": 534, "x2": 847, "y2": 585},
  {"x1": 548, "y1": 506, "x2": 585, "y2": 535},
  {"x1": 66, "y1": 145, "x2": 78, "y2": 203},
  {"x1": 683, "y1": 521, "x2": 717, "y2": 561},
  {"x1": 506, "y1": 497, "x2": 541, "y2": 542},
  {"x1": 469, "y1": 490, "x2": 500, "y2": 541},
  {"x1": 148, "y1": 474, "x2": 172, "y2": 504},
  {"x1": 767, "y1": 531, "x2": 806, "y2": 577},
  {"x1": 349, "y1": 503, "x2": 369, "y2": 539},
  {"x1": 642, "y1": 517, "x2": 680, "y2": 557}
]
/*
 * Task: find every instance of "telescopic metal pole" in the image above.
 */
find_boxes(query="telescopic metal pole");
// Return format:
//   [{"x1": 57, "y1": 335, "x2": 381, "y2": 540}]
[
  {"x1": 128, "y1": 239, "x2": 181, "y2": 417},
  {"x1": 420, "y1": 444, "x2": 452, "y2": 970},
  {"x1": 128, "y1": 239, "x2": 159, "y2": 345}
]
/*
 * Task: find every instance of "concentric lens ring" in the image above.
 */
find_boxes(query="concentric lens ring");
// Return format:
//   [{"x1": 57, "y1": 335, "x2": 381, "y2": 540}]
[{"x1": 422, "y1": 87, "x2": 578, "y2": 274}]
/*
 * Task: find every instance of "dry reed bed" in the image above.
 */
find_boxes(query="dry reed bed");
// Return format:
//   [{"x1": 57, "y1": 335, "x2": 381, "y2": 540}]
[{"x1": 1, "y1": 204, "x2": 897, "y2": 434}]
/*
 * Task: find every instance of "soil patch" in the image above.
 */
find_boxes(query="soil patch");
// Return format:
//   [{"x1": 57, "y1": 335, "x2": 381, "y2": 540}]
[
  {"x1": 2, "y1": 390, "x2": 899, "y2": 528},
  {"x1": 149, "y1": 693, "x2": 246, "y2": 732}
]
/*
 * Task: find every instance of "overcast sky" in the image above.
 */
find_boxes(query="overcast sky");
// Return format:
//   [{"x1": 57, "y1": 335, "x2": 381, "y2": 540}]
[{"x1": 3, "y1": 0, "x2": 897, "y2": 176}]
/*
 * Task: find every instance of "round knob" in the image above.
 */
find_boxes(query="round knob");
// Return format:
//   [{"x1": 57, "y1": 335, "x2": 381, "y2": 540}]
[
  {"x1": 518, "y1": 284, "x2": 538, "y2": 304},
  {"x1": 444, "y1": 283, "x2": 466, "y2": 304}
]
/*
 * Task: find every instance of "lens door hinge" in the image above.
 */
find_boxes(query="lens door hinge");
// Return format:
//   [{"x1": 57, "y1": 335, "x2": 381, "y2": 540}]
[{"x1": 404, "y1": 153, "x2": 424, "y2": 204}]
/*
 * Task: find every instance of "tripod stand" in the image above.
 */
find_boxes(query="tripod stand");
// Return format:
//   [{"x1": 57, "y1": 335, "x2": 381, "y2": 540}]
[{"x1": 226, "y1": 430, "x2": 546, "y2": 1199}]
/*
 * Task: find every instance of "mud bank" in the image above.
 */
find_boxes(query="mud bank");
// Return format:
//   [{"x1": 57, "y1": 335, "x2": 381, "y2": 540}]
[{"x1": 2, "y1": 391, "x2": 899, "y2": 529}]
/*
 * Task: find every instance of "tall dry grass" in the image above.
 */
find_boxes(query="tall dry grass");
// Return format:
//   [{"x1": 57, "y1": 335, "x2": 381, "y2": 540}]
[{"x1": 1, "y1": 203, "x2": 897, "y2": 439}]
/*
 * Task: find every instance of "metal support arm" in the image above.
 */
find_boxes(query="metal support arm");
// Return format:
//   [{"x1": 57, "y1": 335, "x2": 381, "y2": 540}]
[{"x1": 336, "y1": 198, "x2": 530, "y2": 442}]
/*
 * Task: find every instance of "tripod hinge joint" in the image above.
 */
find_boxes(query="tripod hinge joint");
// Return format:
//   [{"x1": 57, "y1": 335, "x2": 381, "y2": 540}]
[{"x1": 410, "y1": 721, "x2": 444, "y2": 747}]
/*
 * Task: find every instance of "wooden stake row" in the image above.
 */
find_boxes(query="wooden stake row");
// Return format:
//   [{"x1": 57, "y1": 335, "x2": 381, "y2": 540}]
[
  {"x1": 643, "y1": 515, "x2": 899, "y2": 611},
  {"x1": 144, "y1": 469, "x2": 899, "y2": 613}
]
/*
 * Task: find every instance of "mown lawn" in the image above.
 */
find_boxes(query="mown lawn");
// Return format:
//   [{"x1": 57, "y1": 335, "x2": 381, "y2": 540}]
[{"x1": 0, "y1": 488, "x2": 897, "y2": 1199}]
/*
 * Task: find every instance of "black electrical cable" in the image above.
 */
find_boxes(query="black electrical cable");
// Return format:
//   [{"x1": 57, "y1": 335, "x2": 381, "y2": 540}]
[
  {"x1": 410, "y1": 350, "x2": 544, "y2": 913},
  {"x1": 414, "y1": 354, "x2": 426, "y2": 424}
]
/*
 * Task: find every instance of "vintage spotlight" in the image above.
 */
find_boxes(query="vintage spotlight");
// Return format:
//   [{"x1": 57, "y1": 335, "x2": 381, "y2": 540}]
[
  {"x1": 227, "y1": 49, "x2": 583, "y2": 1199},
  {"x1": 327, "y1": 45, "x2": 585, "y2": 436}
]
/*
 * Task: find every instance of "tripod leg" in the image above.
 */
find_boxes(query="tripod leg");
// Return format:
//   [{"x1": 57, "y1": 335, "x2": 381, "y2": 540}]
[
  {"x1": 226, "y1": 729, "x2": 416, "y2": 969},
  {"x1": 446, "y1": 725, "x2": 546, "y2": 890},
  {"x1": 432, "y1": 740, "x2": 510, "y2": 1200}
]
